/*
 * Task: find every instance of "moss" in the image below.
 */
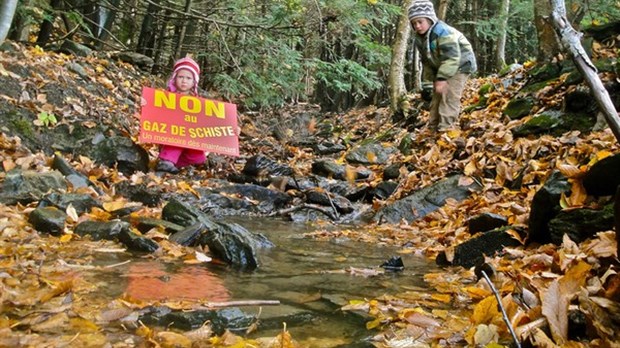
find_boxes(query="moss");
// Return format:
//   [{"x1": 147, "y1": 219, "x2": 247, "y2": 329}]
[
  {"x1": 478, "y1": 83, "x2": 494, "y2": 96},
  {"x1": 11, "y1": 117, "x2": 35, "y2": 139},
  {"x1": 504, "y1": 97, "x2": 535, "y2": 120}
]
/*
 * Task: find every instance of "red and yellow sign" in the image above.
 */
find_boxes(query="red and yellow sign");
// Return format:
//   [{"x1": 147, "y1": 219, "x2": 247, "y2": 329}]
[{"x1": 139, "y1": 87, "x2": 239, "y2": 156}]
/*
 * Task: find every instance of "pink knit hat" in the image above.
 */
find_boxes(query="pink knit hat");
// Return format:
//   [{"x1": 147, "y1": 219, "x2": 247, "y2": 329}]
[{"x1": 167, "y1": 57, "x2": 200, "y2": 95}]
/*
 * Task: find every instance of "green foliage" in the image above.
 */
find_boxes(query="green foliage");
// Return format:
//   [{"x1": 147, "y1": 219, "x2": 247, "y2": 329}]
[
  {"x1": 579, "y1": 0, "x2": 620, "y2": 25},
  {"x1": 35, "y1": 111, "x2": 57, "y2": 127},
  {"x1": 313, "y1": 58, "x2": 381, "y2": 99}
]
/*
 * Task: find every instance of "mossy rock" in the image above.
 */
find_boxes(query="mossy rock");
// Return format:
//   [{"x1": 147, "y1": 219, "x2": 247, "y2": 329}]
[
  {"x1": 503, "y1": 96, "x2": 535, "y2": 120},
  {"x1": 512, "y1": 109, "x2": 596, "y2": 137},
  {"x1": 398, "y1": 133, "x2": 413, "y2": 156},
  {"x1": 529, "y1": 63, "x2": 563, "y2": 84}
]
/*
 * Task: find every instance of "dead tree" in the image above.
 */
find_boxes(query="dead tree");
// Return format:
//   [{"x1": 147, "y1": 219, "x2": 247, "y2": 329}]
[{"x1": 550, "y1": 0, "x2": 620, "y2": 143}]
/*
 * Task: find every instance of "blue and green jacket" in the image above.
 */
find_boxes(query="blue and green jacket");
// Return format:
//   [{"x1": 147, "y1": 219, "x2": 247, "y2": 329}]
[{"x1": 414, "y1": 20, "x2": 477, "y2": 81}]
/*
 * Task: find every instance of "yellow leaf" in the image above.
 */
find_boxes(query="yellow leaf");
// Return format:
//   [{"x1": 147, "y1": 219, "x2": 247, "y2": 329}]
[
  {"x1": 40, "y1": 280, "x2": 74, "y2": 303},
  {"x1": 156, "y1": 331, "x2": 192, "y2": 348},
  {"x1": 59, "y1": 234, "x2": 73, "y2": 243},
  {"x1": 464, "y1": 286, "x2": 492, "y2": 299},
  {"x1": 70, "y1": 317, "x2": 99, "y2": 332},
  {"x1": 471, "y1": 296, "x2": 499, "y2": 325},
  {"x1": 345, "y1": 165, "x2": 357, "y2": 183},
  {"x1": 541, "y1": 279, "x2": 568, "y2": 344},
  {"x1": 103, "y1": 200, "x2": 126, "y2": 212},
  {"x1": 366, "y1": 151, "x2": 377, "y2": 163},
  {"x1": 431, "y1": 293, "x2": 452, "y2": 303},
  {"x1": 366, "y1": 317, "x2": 383, "y2": 329},
  {"x1": 464, "y1": 159, "x2": 478, "y2": 176},
  {"x1": 178, "y1": 181, "x2": 200, "y2": 198}
]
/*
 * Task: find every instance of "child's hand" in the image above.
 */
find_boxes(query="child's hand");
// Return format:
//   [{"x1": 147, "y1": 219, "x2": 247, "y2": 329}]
[{"x1": 140, "y1": 97, "x2": 147, "y2": 107}]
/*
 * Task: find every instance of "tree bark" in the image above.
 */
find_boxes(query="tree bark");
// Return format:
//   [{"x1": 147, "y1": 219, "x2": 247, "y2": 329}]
[
  {"x1": 495, "y1": 0, "x2": 510, "y2": 70},
  {"x1": 436, "y1": 0, "x2": 450, "y2": 20},
  {"x1": 388, "y1": 0, "x2": 415, "y2": 113},
  {"x1": 549, "y1": 0, "x2": 620, "y2": 143},
  {"x1": 95, "y1": 0, "x2": 121, "y2": 49},
  {"x1": 534, "y1": 0, "x2": 561, "y2": 62},
  {"x1": 173, "y1": 0, "x2": 193, "y2": 60},
  {"x1": 0, "y1": 0, "x2": 18, "y2": 44},
  {"x1": 36, "y1": 0, "x2": 64, "y2": 46},
  {"x1": 136, "y1": 0, "x2": 160, "y2": 56}
]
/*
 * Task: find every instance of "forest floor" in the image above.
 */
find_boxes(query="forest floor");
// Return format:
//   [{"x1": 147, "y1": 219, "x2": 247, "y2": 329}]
[{"x1": 1, "y1": 41, "x2": 620, "y2": 347}]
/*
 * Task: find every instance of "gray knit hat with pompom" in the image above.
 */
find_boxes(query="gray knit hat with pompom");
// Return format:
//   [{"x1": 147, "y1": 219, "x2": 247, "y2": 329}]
[{"x1": 408, "y1": 0, "x2": 438, "y2": 23}]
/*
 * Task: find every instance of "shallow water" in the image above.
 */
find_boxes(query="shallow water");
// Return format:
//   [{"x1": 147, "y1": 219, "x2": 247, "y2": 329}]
[{"x1": 90, "y1": 218, "x2": 437, "y2": 347}]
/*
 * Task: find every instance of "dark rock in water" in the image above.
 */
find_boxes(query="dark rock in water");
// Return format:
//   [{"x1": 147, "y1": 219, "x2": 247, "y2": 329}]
[
  {"x1": 139, "y1": 306, "x2": 254, "y2": 335},
  {"x1": 311, "y1": 160, "x2": 371, "y2": 181},
  {"x1": 438, "y1": 227, "x2": 525, "y2": 268},
  {"x1": 74, "y1": 220, "x2": 128, "y2": 241},
  {"x1": 468, "y1": 212, "x2": 508, "y2": 234},
  {"x1": 28, "y1": 206, "x2": 67, "y2": 236},
  {"x1": 372, "y1": 181, "x2": 398, "y2": 201},
  {"x1": 373, "y1": 175, "x2": 480, "y2": 224},
  {"x1": 39, "y1": 192, "x2": 102, "y2": 215},
  {"x1": 380, "y1": 256, "x2": 404, "y2": 271},
  {"x1": 582, "y1": 153, "x2": 620, "y2": 197},
  {"x1": 198, "y1": 222, "x2": 273, "y2": 270},
  {"x1": 108, "y1": 205, "x2": 143, "y2": 219},
  {"x1": 92, "y1": 136, "x2": 149, "y2": 175},
  {"x1": 163, "y1": 198, "x2": 272, "y2": 268},
  {"x1": 118, "y1": 228, "x2": 160, "y2": 253},
  {"x1": 129, "y1": 217, "x2": 184, "y2": 234},
  {"x1": 326, "y1": 181, "x2": 370, "y2": 202},
  {"x1": 305, "y1": 188, "x2": 354, "y2": 214},
  {"x1": 548, "y1": 204, "x2": 614, "y2": 244},
  {"x1": 169, "y1": 222, "x2": 205, "y2": 246},
  {"x1": 0, "y1": 169, "x2": 67, "y2": 205},
  {"x1": 528, "y1": 171, "x2": 570, "y2": 244},
  {"x1": 242, "y1": 155, "x2": 294, "y2": 177},
  {"x1": 217, "y1": 183, "x2": 292, "y2": 213}
]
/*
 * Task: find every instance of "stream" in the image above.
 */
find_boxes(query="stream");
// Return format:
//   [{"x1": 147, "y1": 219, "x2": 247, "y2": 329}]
[{"x1": 87, "y1": 218, "x2": 438, "y2": 347}]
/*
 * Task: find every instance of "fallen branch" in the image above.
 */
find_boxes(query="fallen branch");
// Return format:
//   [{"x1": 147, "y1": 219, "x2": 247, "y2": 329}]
[
  {"x1": 481, "y1": 270, "x2": 522, "y2": 348},
  {"x1": 549, "y1": 0, "x2": 620, "y2": 143},
  {"x1": 194, "y1": 300, "x2": 280, "y2": 309}
]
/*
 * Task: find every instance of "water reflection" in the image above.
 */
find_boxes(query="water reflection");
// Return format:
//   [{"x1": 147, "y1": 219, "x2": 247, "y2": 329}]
[{"x1": 125, "y1": 260, "x2": 231, "y2": 302}]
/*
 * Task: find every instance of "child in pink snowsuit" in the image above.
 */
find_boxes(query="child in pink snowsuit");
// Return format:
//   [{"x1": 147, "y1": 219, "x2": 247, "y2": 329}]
[{"x1": 155, "y1": 57, "x2": 206, "y2": 173}]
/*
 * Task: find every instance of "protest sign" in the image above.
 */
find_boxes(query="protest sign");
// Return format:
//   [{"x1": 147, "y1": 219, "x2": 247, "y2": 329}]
[{"x1": 139, "y1": 87, "x2": 239, "y2": 156}]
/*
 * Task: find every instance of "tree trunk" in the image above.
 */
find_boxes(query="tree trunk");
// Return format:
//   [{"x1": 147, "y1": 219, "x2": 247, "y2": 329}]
[
  {"x1": 549, "y1": 0, "x2": 620, "y2": 143},
  {"x1": 534, "y1": 0, "x2": 560, "y2": 62},
  {"x1": 436, "y1": 0, "x2": 450, "y2": 20},
  {"x1": 173, "y1": 0, "x2": 193, "y2": 60},
  {"x1": 7, "y1": 0, "x2": 31, "y2": 42},
  {"x1": 136, "y1": 0, "x2": 160, "y2": 56},
  {"x1": 388, "y1": 0, "x2": 415, "y2": 113},
  {"x1": 95, "y1": 0, "x2": 121, "y2": 49},
  {"x1": 0, "y1": 0, "x2": 18, "y2": 44},
  {"x1": 36, "y1": 0, "x2": 64, "y2": 46},
  {"x1": 615, "y1": 186, "x2": 620, "y2": 259},
  {"x1": 495, "y1": 0, "x2": 510, "y2": 70}
]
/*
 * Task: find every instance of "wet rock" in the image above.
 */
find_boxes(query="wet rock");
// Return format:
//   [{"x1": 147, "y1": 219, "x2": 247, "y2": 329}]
[
  {"x1": 51, "y1": 155, "x2": 102, "y2": 194},
  {"x1": 289, "y1": 208, "x2": 334, "y2": 223},
  {"x1": 163, "y1": 198, "x2": 273, "y2": 268},
  {"x1": 582, "y1": 153, "x2": 620, "y2": 197},
  {"x1": 311, "y1": 160, "x2": 372, "y2": 181},
  {"x1": 66, "y1": 62, "x2": 88, "y2": 79},
  {"x1": 169, "y1": 222, "x2": 205, "y2": 246},
  {"x1": 528, "y1": 171, "x2": 570, "y2": 244},
  {"x1": 108, "y1": 205, "x2": 143, "y2": 219},
  {"x1": 313, "y1": 142, "x2": 346, "y2": 155},
  {"x1": 118, "y1": 229, "x2": 160, "y2": 253},
  {"x1": 437, "y1": 227, "x2": 525, "y2": 268},
  {"x1": 139, "y1": 307, "x2": 254, "y2": 335},
  {"x1": 285, "y1": 176, "x2": 322, "y2": 191},
  {"x1": 305, "y1": 189, "x2": 354, "y2": 214},
  {"x1": 468, "y1": 212, "x2": 508, "y2": 234},
  {"x1": 114, "y1": 181, "x2": 162, "y2": 207},
  {"x1": 242, "y1": 155, "x2": 294, "y2": 177},
  {"x1": 345, "y1": 143, "x2": 397, "y2": 165},
  {"x1": 198, "y1": 221, "x2": 274, "y2": 269},
  {"x1": 217, "y1": 183, "x2": 292, "y2": 212},
  {"x1": 372, "y1": 181, "x2": 398, "y2": 201},
  {"x1": 382, "y1": 163, "x2": 402, "y2": 180},
  {"x1": 548, "y1": 205, "x2": 614, "y2": 244},
  {"x1": 0, "y1": 169, "x2": 67, "y2": 205},
  {"x1": 130, "y1": 217, "x2": 184, "y2": 234},
  {"x1": 39, "y1": 192, "x2": 102, "y2": 215},
  {"x1": 74, "y1": 220, "x2": 128, "y2": 241},
  {"x1": 398, "y1": 134, "x2": 413, "y2": 156},
  {"x1": 373, "y1": 175, "x2": 481, "y2": 224},
  {"x1": 28, "y1": 206, "x2": 67, "y2": 236},
  {"x1": 91, "y1": 136, "x2": 149, "y2": 175},
  {"x1": 325, "y1": 181, "x2": 369, "y2": 202}
]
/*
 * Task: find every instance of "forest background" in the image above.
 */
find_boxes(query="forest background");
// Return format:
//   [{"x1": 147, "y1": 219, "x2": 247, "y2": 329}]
[{"x1": 1, "y1": 0, "x2": 618, "y2": 113}]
